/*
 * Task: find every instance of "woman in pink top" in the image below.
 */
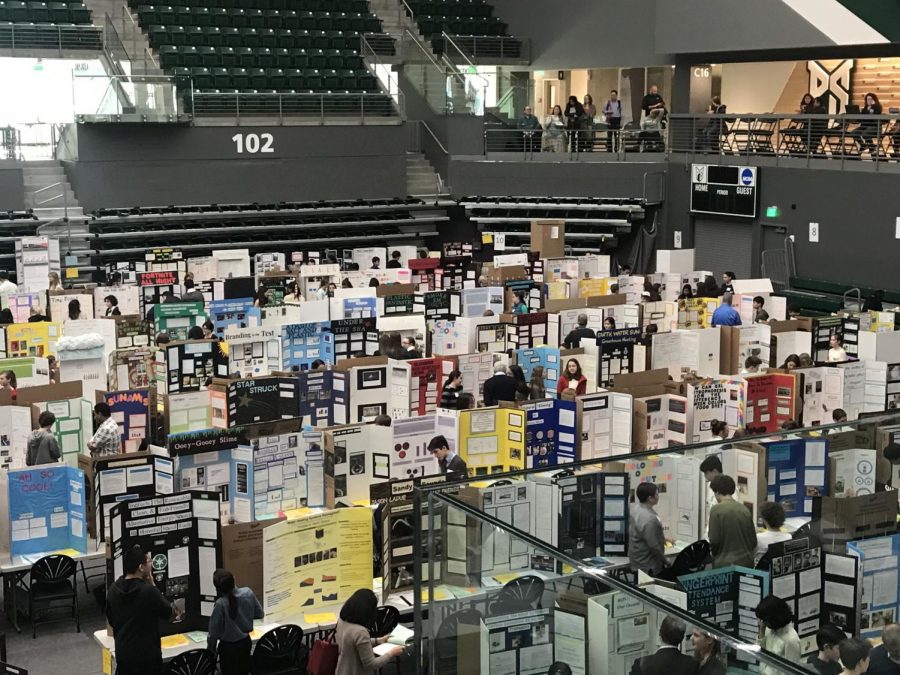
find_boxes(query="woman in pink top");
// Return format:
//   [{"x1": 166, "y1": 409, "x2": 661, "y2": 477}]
[{"x1": 556, "y1": 358, "x2": 587, "y2": 396}]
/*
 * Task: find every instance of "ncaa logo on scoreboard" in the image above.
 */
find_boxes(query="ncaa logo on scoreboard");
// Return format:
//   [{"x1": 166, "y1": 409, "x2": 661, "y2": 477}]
[{"x1": 740, "y1": 167, "x2": 756, "y2": 186}]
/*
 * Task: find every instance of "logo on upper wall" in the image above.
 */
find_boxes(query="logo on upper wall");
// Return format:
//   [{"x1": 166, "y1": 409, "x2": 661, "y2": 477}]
[
  {"x1": 740, "y1": 168, "x2": 754, "y2": 186},
  {"x1": 806, "y1": 60, "x2": 855, "y2": 115}
]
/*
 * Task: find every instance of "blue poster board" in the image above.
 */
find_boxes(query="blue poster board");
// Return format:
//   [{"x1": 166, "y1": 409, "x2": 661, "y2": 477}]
[
  {"x1": 515, "y1": 346, "x2": 560, "y2": 399},
  {"x1": 848, "y1": 533, "x2": 900, "y2": 640},
  {"x1": 281, "y1": 322, "x2": 334, "y2": 370},
  {"x1": 764, "y1": 437, "x2": 829, "y2": 517},
  {"x1": 8, "y1": 465, "x2": 87, "y2": 556},
  {"x1": 208, "y1": 298, "x2": 259, "y2": 335},
  {"x1": 520, "y1": 399, "x2": 577, "y2": 468}
]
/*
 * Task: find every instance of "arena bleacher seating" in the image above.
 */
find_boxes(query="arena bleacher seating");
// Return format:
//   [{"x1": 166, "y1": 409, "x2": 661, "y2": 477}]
[
  {"x1": 133, "y1": 0, "x2": 397, "y2": 112},
  {"x1": 460, "y1": 196, "x2": 649, "y2": 254},
  {"x1": 405, "y1": 0, "x2": 522, "y2": 59},
  {"x1": 87, "y1": 198, "x2": 447, "y2": 261},
  {"x1": 0, "y1": 0, "x2": 99, "y2": 49}
]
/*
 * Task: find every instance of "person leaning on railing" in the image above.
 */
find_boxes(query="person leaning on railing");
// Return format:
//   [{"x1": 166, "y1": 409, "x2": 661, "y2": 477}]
[
  {"x1": 543, "y1": 105, "x2": 566, "y2": 152},
  {"x1": 517, "y1": 105, "x2": 542, "y2": 153}
]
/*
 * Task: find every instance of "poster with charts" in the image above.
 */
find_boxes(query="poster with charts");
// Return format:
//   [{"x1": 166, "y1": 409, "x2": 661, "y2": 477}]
[
  {"x1": 7, "y1": 465, "x2": 87, "y2": 556},
  {"x1": 848, "y1": 533, "x2": 900, "y2": 640},
  {"x1": 764, "y1": 438, "x2": 828, "y2": 516},
  {"x1": 262, "y1": 508, "x2": 372, "y2": 622}
]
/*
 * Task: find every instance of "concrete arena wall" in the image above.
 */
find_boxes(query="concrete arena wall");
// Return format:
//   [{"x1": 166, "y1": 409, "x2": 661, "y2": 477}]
[{"x1": 66, "y1": 124, "x2": 408, "y2": 211}]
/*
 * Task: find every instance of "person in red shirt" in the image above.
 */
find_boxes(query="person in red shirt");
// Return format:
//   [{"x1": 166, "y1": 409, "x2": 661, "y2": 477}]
[{"x1": 557, "y1": 358, "x2": 587, "y2": 396}]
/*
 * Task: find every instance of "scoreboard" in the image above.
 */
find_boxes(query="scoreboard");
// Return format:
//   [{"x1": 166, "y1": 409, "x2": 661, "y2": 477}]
[{"x1": 690, "y1": 164, "x2": 758, "y2": 218}]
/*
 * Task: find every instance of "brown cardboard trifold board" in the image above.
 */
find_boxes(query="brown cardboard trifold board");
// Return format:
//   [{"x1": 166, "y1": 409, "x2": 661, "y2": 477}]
[
  {"x1": 610, "y1": 369, "x2": 686, "y2": 398},
  {"x1": 222, "y1": 518, "x2": 285, "y2": 602},
  {"x1": 812, "y1": 491, "x2": 897, "y2": 553},
  {"x1": 530, "y1": 219, "x2": 566, "y2": 258}
]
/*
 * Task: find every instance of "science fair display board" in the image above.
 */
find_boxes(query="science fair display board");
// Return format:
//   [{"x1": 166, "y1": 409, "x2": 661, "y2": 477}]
[
  {"x1": 531, "y1": 470, "x2": 629, "y2": 562},
  {"x1": 154, "y1": 340, "x2": 224, "y2": 395},
  {"x1": 578, "y1": 391, "x2": 633, "y2": 459},
  {"x1": 102, "y1": 389, "x2": 152, "y2": 453},
  {"x1": 220, "y1": 325, "x2": 282, "y2": 377},
  {"x1": 847, "y1": 533, "x2": 900, "y2": 641},
  {"x1": 109, "y1": 491, "x2": 221, "y2": 634},
  {"x1": 329, "y1": 318, "x2": 378, "y2": 360},
  {"x1": 516, "y1": 346, "x2": 560, "y2": 399},
  {"x1": 5, "y1": 465, "x2": 87, "y2": 557},
  {"x1": 324, "y1": 423, "x2": 391, "y2": 506},
  {"x1": 764, "y1": 438, "x2": 828, "y2": 516},
  {"x1": 797, "y1": 367, "x2": 845, "y2": 426},
  {"x1": 458, "y1": 408, "x2": 526, "y2": 476},
  {"x1": 594, "y1": 327, "x2": 642, "y2": 388},
  {"x1": 519, "y1": 400, "x2": 577, "y2": 468},
  {"x1": 208, "y1": 298, "x2": 258, "y2": 335},
  {"x1": 688, "y1": 377, "x2": 746, "y2": 443},
  {"x1": 480, "y1": 608, "x2": 554, "y2": 675},
  {"x1": 91, "y1": 453, "x2": 174, "y2": 541},
  {"x1": 622, "y1": 455, "x2": 702, "y2": 543},
  {"x1": 745, "y1": 373, "x2": 798, "y2": 434},
  {"x1": 262, "y1": 508, "x2": 372, "y2": 622},
  {"x1": 767, "y1": 537, "x2": 825, "y2": 655},
  {"x1": 280, "y1": 322, "x2": 333, "y2": 370},
  {"x1": 678, "y1": 565, "x2": 767, "y2": 646},
  {"x1": 248, "y1": 429, "x2": 331, "y2": 518},
  {"x1": 0, "y1": 405, "x2": 36, "y2": 470}
]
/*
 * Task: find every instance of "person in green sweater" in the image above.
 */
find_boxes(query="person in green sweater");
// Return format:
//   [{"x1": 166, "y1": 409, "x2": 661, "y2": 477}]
[{"x1": 708, "y1": 474, "x2": 757, "y2": 568}]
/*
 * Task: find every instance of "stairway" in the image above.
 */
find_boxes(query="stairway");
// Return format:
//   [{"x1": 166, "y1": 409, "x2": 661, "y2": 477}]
[
  {"x1": 406, "y1": 152, "x2": 447, "y2": 197},
  {"x1": 84, "y1": 0, "x2": 164, "y2": 76},
  {"x1": 367, "y1": 0, "x2": 414, "y2": 47},
  {"x1": 23, "y1": 161, "x2": 84, "y2": 220}
]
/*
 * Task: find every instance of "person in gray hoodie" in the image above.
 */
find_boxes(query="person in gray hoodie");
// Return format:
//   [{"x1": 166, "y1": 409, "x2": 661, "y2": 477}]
[{"x1": 25, "y1": 411, "x2": 61, "y2": 466}]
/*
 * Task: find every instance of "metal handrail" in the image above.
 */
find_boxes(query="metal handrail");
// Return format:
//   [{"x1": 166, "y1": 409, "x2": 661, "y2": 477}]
[
  {"x1": 359, "y1": 33, "x2": 405, "y2": 119},
  {"x1": 402, "y1": 27, "x2": 451, "y2": 78},
  {"x1": 419, "y1": 120, "x2": 448, "y2": 155}
]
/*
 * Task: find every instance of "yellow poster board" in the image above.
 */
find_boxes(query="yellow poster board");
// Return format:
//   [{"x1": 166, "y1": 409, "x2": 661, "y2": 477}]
[
  {"x1": 5, "y1": 321, "x2": 60, "y2": 358},
  {"x1": 457, "y1": 408, "x2": 526, "y2": 475},
  {"x1": 577, "y1": 278, "x2": 610, "y2": 298},
  {"x1": 677, "y1": 298, "x2": 718, "y2": 329},
  {"x1": 262, "y1": 508, "x2": 373, "y2": 623}
]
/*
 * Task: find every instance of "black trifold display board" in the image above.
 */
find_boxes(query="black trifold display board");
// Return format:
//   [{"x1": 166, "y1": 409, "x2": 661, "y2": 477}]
[{"x1": 109, "y1": 491, "x2": 222, "y2": 635}]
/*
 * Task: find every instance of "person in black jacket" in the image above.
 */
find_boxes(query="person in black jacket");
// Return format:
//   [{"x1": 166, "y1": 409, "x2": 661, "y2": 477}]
[
  {"x1": 564, "y1": 314, "x2": 596, "y2": 348},
  {"x1": 630, "y1": 616, "x2": 698, "y2": 675},
  {"x1": 386, "y1": 250, "x2": 403, "y2": 269},
  {"x1": 106, "y1": 545, "x2": 180, "y2": 675},
  {"x1": 564, "y1": 96, "x2": 585, "y2": 152},
  {"x1": 428, "y1": 435, "x2": 467, "y2": 474},
  {"x1": 483, "y1": 366, "x2": 519, "y2": 405}
]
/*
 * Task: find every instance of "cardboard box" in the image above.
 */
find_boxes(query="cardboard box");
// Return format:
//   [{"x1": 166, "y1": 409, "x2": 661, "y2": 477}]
[
  {"x1": 543, "y1": 295, "x2": 625, "y2": 314},
  {"x1": 222, "y1": 519, "x2": 285, "y2": 602},
  {"x1": 813, "y1": 491, "x2": 898, "y2": 553},
  {"x1": 530, "y1": 219, "x2": 565, "y2": 258},
  {"x1": 611, "y1": 369, "x2": 685, "y2": 398},
  {"x1": 483, "y1": 264, "x2": 529, "y2": 286}
]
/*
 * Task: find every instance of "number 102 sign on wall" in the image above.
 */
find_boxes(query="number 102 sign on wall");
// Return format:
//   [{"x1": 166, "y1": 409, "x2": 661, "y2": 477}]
[{"x1": 232, "y1": 132, "x2": 275, "y2": 154}]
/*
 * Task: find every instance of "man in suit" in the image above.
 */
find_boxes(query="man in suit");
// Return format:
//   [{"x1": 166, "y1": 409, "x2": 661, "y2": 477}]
[
  {"x1": 427, "y1": 435, "x2": 467, "y2": 474},
  {"x1": 867, "y1": 624, "x2": 900, "y2": 675},
  {"x1": 630, "y1": 616, "x2": 698, "y2": 675},
  {"x1": 563, "y1": 313, "x2": 596, "y2": 348},
  {"x1": 483, "y1": 366, "x2": 519, "y2": 405}
]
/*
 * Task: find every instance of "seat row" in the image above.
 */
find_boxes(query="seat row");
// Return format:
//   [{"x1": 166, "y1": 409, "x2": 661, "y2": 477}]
[
  {"x1": 417, "y1": 15, "x2": 507, "y2": 38},
  {"x1": 92, "y1": 197, "x2": 423, "y2": 218},
  {"x1": 131, "y1": 0, "x2": 370, "y2": 11},
  {"x1": 186, "y1": 90, "x2": 394, "y2": 116},
  {"x1": 147, "y1": 24, "x2": 386, "y2": 50},
  {"x1": 137, "y1": 6, "x2": 382, "y2": 32},
  {"x1": 159, "y1": 44, "x2": 363, "y2": 70},
  {"x1": 174, "y1": 65, "x2": 378, "y2": 92},
  {"x1": 406, "y1": 0, "x2": 493, "y2": 18},
  {"x1": 0, "y1": 20, "x2": 100, "y2": 46},
  {"x1": 0, "y1": 1, "x2": 90, "y2": 24}
]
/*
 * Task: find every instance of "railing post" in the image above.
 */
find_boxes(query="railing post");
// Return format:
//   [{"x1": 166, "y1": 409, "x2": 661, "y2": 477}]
[
  {"x1": 876, "y1": 119, "x2": 882, "y2": 171},
  {"x1": 278, "y1": 92, "x2": 283, "y2": 126}
]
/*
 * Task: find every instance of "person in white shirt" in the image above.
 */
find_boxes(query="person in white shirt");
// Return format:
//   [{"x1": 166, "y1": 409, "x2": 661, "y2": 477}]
[
  {"x1": 827, "y1": 333, "x2": 848, "y2": 362},
  {"x1": 741, "y1": 355, "x2": 763, "y2": 375},
  {"x1": 754, "y1": 501, "x2": 792, "y2": 564},
  {"x1": 0, "y1": 272, "x2": 18, "y2": 295},
  {"x1": 756, "y1": 595, "x2": 801, "y2": 675}
]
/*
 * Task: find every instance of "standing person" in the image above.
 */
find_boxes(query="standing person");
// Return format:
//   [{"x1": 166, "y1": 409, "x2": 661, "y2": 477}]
[
  {"x1": 755, "y1": 501, "x2": 792, "y2": 564},
  {"x1": 207, "y1": 569, "x2": 264, "y2": 675},
  {"x1": 0, "y1": 271, "x2": 18, "y2": 295},
  {"x1": 828, "y1": 333, "x2": 848, "y2": 362},
  {"x1": 48, "y1": 271, "x2": 62, "y2": 290},
  {"x1": 385, "y1": 250, "x2": 403, "y2": 269},
  {"x1": 26, "y1": 411, "x2": 61, "y2": 466},
  {"x1": 603, "y1": 316, "x2": 617, "y2": 330},
  {"x1": 700, "y1": 96, "x2": 727, "y2": 151},
  {"x1": 711, "y1": 293, "x2": 742, "y2": 327},
  {"x1": 678, "y1": 284, "x2": 694, "y2": 300},
  {"x1": 427, "y1": 435, "x2": 467, "y2": 474},
  {"x1": 507, "y1": 364, "x2": 531, "y2": 402},
  {"x1": 641, "y1": 85, "x2": 666, "y2": 125},
  {"x1": 692, "y1": 630, "x2": 725, "y2": 675},
  {"x1": 483, "y1": 365, "x2": 519, "y2": 405},
  {"x1": 528, "y1": 366, "x2": 546, "y2": 400},
  {"x1": 719, "y1": 271, "x2": 736, "y2": 296},
  {"x1": 315, "y1": 278, "x2": 329, "y2": 301},
  {"x1": 580, "y1": 94, "x2": 596, "y2": 151},
  {"x1": 806, "y1": 624, "x2": 846, "y2": 675},
  {"x1": 781, "y1": 354, "x2": 802, "y2": 371},
  {"x1": 866, "y1": 624, "x2": 900, "y2": 675},
  {"x1": 512, "y1": 291, "x2": 529, "y2": 314},
  {"x1": 0, "y1": 369, "x2": 17, "y2": 398},
  {"x1": 699, "y1": 455, "x2": 722, "y2": 536},
  {"x1": 400, "y1": 336, "x2": 421, "y2": 359},
  {"x1": 602, "y1": 89, "x2": 623, "y2": 152},
  {"x1": 629, "y1": 616, "x2": 698, "y2": 675},
  {"x1": 88, "y1": 402, "x2": 122, "y2": 457},
  {"x1": 68, "y1": 298, "x2": 85, "y2": 320},
  {"x1": 753, "y1": 296, "x2": 769, "y2": 323},
  {"x1": 564, "y1": 96, "x2": 585, "y2": 152},
  {"x1": 104, "y1": 295, "x2": 122, "y2": 316},
  {"x1": 440, "y1": 370, "x2": 463, "y2": 409},
  {"x1": 181, "y1": 279, "x2": 205, "y2": 302},
  {"x1": 335, "y1": 588, "x2": 404, "y2": 675},
  {"x1": 517, "y1": 105, "x2": 542, "y2": 152},
  {"x1": 742, "y1": 355, "x2": 763, "y2": 375},
  {"x1": 557, "y1": 358, "x2": 587, "y2": 396},
  {"x1": 839, "y1": 639, "x2": 873, "y2": 675},
  {"x1": 106, "y1": 545, "x2": 180, "y2": 675},
  {"x1": 543, "y1": 105, "x2": 566, "y2": 152},
  {"x1": 628, "y1": 482, "x2": 667, "y2": 576},
  {"x1": 710, "y1": 419, "x2": 729, "y2": 440},
  {"x1": 708, "y1": 474, "x2": 757, "y2": 568},
  {"x1": 756, "y1": 595, "x2": 801, "y2": 675},
  {"x1": 563, "y1": 314, "x2": 595, "y2": 348},
  {"x1": 370, "y1": 257, "x2": 380, "y2": 270}
]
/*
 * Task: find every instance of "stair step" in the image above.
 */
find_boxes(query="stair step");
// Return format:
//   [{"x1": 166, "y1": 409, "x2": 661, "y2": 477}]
[
  {"x1": 33, "y1": 207, "x2": 84, "y2": 219},
  {"x1": 23, "y1": 167, "x2": 65, "y2": 178}
]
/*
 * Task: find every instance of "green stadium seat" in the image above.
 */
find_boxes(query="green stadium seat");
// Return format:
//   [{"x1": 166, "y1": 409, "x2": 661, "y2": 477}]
[
  {"x1": 48, "y1": 1, "x2": 70, "y2": 22},
  {"x1": 247, "y1": 66, "x2": 266, "y2": 88},
  {"x1": 246, "y1": 7, "x2": 265, "y2": 27},
  {"x1": 184, "y1": 24, "x2": 202, "y2": 43},
  {"x1": 180, "y1": 43, "x2": 200, "y2": 65},
  {"x1": 307, "y1": 47, "x2": 325, "y2": 68},
  {"x1": 228, "y1": 8, "x2": 247, "y2": 27},
  {"x1": 324, "y1": 49, "x2": 343, "y2": 69},
  {"x1": 7, "y1": 0, "x2": 27, "y2": 21},
  {"x1": 222, "y1": 25, "x2": 240, "y2": 45},
  {"x1": 266, "y1": 67, "x2": 284, "y2": 88},
  {"x1": 202, "y1": 25, "x2": 223, "y2": 45},
  {"x1": 173, "y1": 5, "x2": 190, "y2": 26},
  {"x1": 167, "y1": 24, "x2": 186, "y2": 45},
  {"x1": 263, "y1": 8, "x2": 280, "y2": 28},
  {"x1": 137, "y1": 4, "x2": 158, "y2": 25},
  {"x1": 284, "y1": 67, "x2": 303, "y2": 88},
  {"x1": 211, "y1": 66, "x2": 230, "y2": 87},
  {"x1": 313, "y1": 10, "x2": 332, "y2": 31},
  {"x1": 198, "y1": 44, "x2": 219, "y2": 65},
  {"x1": 218, "y1": 44, "x2": 237, "y2": 64},
  {"x1": 298, "y1": 10, "x2": 314, "y2": 29},
  {"x1": 190, "y1": 65, "x2": 212, "y2": 88},
  {"x1": 321, "y1": 68, "x2": 339, "y2": 90},
  {"x1": 190, "y1": 6, "x2": 210, "y2": 26},
  {"x1": 273, "y1": 46, "x2": 290, "y2": 66},
  {"x1": 28, "y1": 1, "x2": 49, "y2": 22},
  {"x1": 280, "y1": 9, "x2": 298, "y2": 28},
  {"x1": 355, "y1": 68, "x2": 375, "y2": 91},
  {"x1": 229, "y1": 66, "x2": 248, "y2": 88},
  {"x1": 302, "y1": 67, "x2": 321, "y2": 90},
  {"x1": 236, "y1": 45, "x2": 254, "y2": 65},
  {"x1": 172, "y1": 66, "x2": 191, "y2": 87},
  {"x1": 148, "y1": 24, "x2": 166, "y2": 46},
  {"x1": 159, "y1": 43, "x2": 180, "y2": 66},
  {"x1": 339, "y1": 68, "x2": 356, "y2": 90},
  {"x1": 240, "y1": 26, "x2": 259, "y2": 46},
  {"x1": 209, "y1": 7, "x2": 227, "y2": 26},
  {"x1": 255, "y1": 45, "x2": 273, "y2": 65},
  {"x1": 259, "y1": 27, "x2": 275, "y2": 46},
  {"x1": 156, "y1": 4, "x2": 173, "y2": 24},
  {"x1": 287, "y1": 46, "x2": 307, "y2": 66}
]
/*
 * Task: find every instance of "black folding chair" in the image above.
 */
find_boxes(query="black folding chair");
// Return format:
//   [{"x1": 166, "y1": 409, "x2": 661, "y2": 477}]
[
  {"x1": 489, "y1": 574, "x2": 544, "y2": 613},
  {"x1": 435, "y1": 609, "x2": 482, "y2": 675},
  {"x1": 25, "y1": 554, "x2": 79, "y2": 638},
  {"x1": 165, "y1": 649, "x2": 216, "y2": 675},
  {"x1": 251, "y1": 624, "x2": 307, "y2": 674},
  {"x1": 657, "y1": 540, "x2": 710, "y2": 582},
  {"x1": 369, "y1": 605, "x2": 400, "y2": 638}
]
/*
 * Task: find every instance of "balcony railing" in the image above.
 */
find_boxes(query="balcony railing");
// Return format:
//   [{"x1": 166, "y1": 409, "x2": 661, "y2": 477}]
[{"x1": 0, "y1": 22, "x2": 102, "y2": 53}]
